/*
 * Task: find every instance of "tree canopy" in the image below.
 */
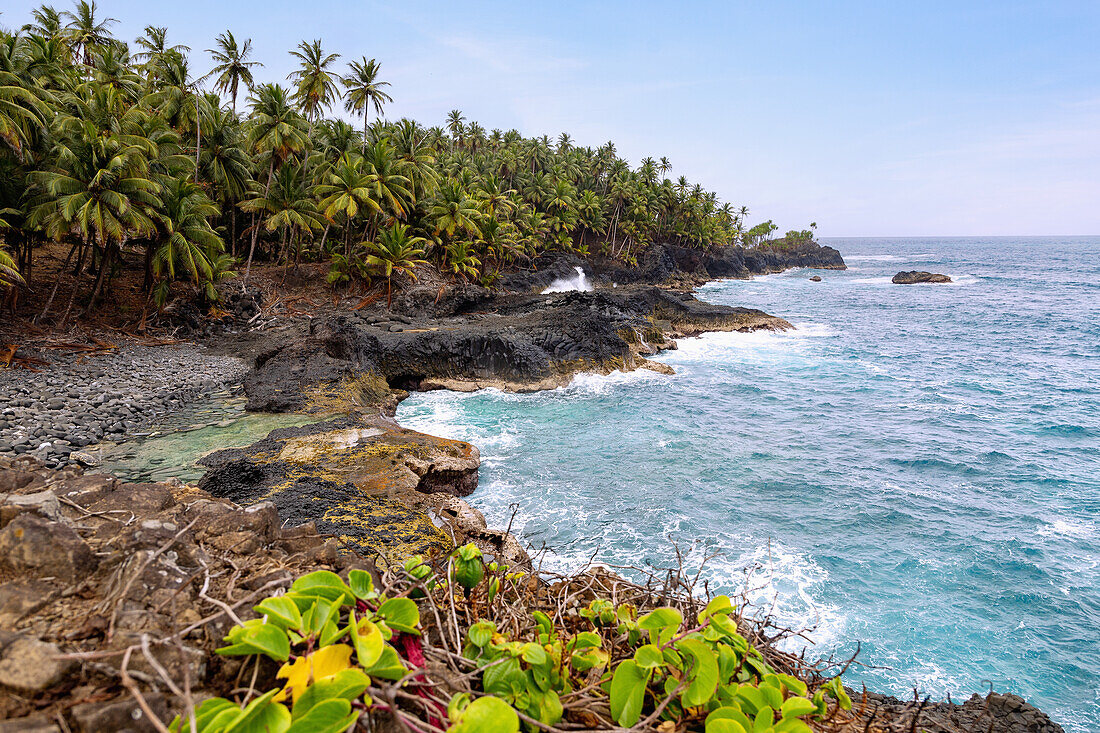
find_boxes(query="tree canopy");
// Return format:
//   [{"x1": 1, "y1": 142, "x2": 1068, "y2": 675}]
[{"x1": 0, "y1": 2, "x2": 803, "y2": 321}]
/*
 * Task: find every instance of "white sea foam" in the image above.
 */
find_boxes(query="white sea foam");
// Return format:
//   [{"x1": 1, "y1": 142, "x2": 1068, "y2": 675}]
[
  {"x1": 719, "y1": 540, "x2": 847, "y2": 652},
  {"x1": 849, "y1": 276, "x2": 895, "y2": 284},
  {"x1": 541, "y1": 266, "x2": 593, "y2": 293},
  {"x1": 946, "y1": 274, "x2": 979, "y2": 286},
  {"x1": 1039, "y1": 518, "x2": 1096, "y2": 540},
  {"x1": 844, "y1": 253, "x2": 937, "y2": 262}
]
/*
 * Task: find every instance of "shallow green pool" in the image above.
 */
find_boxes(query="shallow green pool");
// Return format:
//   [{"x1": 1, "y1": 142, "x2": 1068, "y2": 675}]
[{"x1": 92, "y1": 392, "x2": 323, "y2": 483}]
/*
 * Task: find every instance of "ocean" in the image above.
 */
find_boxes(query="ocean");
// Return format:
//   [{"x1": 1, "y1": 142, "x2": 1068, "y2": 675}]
[{"x1": 397, "y1": 237, "x2": 1100, "y2": 730}]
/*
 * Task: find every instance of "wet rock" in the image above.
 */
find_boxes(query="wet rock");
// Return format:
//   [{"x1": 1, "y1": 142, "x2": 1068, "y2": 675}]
[
  {"x1": 197, "y1": 416, "x2": 488, "y2": 561},
  {"x1": 809, "y1": 275, "x2": 823, "y2": 282},
  {"x1": 0, "y1": 636, "x2": 74, "y2": 692},
  {"x1": 892, "y1": 270, "x2": 952, "y2": 284},
  {"x1": 244, "y1": 286, "x2": 790, "y2": 412},
  {"x1": 0, "y1": 513, "x2": 96, "y2": 583}
]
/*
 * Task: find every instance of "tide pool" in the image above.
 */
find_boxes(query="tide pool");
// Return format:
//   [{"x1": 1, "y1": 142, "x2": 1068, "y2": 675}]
[{"x1": 398, "y1": 237, "x2": 1100, "y2": 731}]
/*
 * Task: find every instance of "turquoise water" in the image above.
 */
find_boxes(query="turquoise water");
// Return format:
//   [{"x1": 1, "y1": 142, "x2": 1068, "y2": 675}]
[{"x1": 398, "y1": 237, "x2": 1100, "y2": 730}]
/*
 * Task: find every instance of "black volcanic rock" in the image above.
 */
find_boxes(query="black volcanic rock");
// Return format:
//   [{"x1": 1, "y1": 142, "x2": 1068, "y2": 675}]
[
  {"x1": 502, "y1": 240, "x2": 845, "y2": 291},
  {"x1": 243, "y1": 286, "x2": 791, "y2": 412},
  {"x1": 892, "y1": 270, "x2": 952, "y2": 284}
]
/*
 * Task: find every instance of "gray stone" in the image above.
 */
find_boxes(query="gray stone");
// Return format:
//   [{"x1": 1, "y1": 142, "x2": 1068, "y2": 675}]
[{"x1": 0, "y1": 636, "x2": 74, "y2": 692}]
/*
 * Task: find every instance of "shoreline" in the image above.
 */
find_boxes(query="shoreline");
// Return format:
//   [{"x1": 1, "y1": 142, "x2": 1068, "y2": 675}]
[{"x1": 0, "y1": 242, "x2": 1069, "y2": 731}]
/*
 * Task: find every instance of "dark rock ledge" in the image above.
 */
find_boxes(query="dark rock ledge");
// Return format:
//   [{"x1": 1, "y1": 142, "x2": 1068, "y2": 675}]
[{"x1": 243, "y1": 285, "x2": 791, "y2": 413}]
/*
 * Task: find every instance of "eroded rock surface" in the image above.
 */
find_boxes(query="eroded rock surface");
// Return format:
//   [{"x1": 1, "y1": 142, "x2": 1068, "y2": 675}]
[
  {"x1": 197, "y1": 416, "x2": 527, "y2": 567},
  {"x1": 244, "y1": 286, "x2": 790, "y2": 412}
]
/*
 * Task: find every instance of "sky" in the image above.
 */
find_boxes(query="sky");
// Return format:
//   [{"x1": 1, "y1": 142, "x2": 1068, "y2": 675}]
[{"x1": 5, "y1": 0, "x2": 1099, "y2": 236}]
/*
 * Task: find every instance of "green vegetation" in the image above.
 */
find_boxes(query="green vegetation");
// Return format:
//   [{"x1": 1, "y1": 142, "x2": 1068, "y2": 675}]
[
  {"x1": 175, "y1": 546, "x2": 852, "y2": 732},
  {"x1": 0, "y1": 1, "x2": 808, "y2": 318}
]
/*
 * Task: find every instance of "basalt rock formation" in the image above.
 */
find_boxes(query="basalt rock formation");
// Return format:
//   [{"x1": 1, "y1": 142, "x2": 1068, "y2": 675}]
[
  {"x1": 242, "y1": 286, "x2": 791, "y2": 413},
  {"x1": 197, "y1": 416, "x2": 528, "y2": 567},
  {"x1": 892, "y1": 270, "x2": 952, "y2": 284},
  {"x1": 503, "y1": 240, "x2": 846, "y2": 292}
]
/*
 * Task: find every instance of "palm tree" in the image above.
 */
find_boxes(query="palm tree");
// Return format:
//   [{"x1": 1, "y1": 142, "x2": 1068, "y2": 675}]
[
  {"x1": 241, "y1": 83, "x2": 308, "y2": 280},
  {"x1": 429, "y1": 181, "x2": 481, "y2": 241},
  {"x1": 132, "y1": 26, "x2": 189, "y2": 67},
  {"x1": 198, "y1": 104, "x2": 253, "y2": 252},
  {"x1": 314, "y1": 153, "x2": 380, "y2": 256},
  {"x1": 287, "y1": 39, "x2": 341, "y2": 125},
  {"x1": 363, "y1": 222, "x2": 427, "y2": 306},
  {"x1": 446, "y1": 109, "x2": 464, "y2": 150},
  {"x1": 240, "y1": 163, "x2": 321, "y2": 268},
  {"x1": 0, "y1": 57, "x2": 49, "y2": 160},
  {"x1": 62, "y1": 0, "x2": 117, "y2": 68},
  {"x1": 150, "y1": 177, "x2": 223, "y2": 304},
  {"x1": 203, "y1": 31, "x2": 261, "y2": 114},
  {"x1": 29, "y1": 112, "x2": 160, "y2": 321},
  {"x1": 23, "y1": 5, "x2": 66, "y2": 41},
  {"x1": 0, "y1": 243, "x2": 22, "y2": 288},
  {"x1": 145, "y1": 50, "x2": 204, "y2": 176},
  {"x1": 342, "y1": 57, "x2": 391, "y2": 149},
  {"x1": 362, "y1": 139, "x2": 412, "y2": 220}
]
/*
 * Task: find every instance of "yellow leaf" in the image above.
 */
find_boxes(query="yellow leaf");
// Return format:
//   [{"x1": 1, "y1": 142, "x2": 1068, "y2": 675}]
[{"x1": 275, "y1": 644, "x2": 354, "y2": 703}]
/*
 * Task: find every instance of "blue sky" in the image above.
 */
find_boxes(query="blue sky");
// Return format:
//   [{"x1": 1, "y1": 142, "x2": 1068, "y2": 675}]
[{"x1": 6, "y1": 1, "x2": 1100, "y2": 235}]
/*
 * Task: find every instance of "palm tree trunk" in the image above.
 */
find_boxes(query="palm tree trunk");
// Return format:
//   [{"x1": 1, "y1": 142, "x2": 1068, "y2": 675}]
[
  {"x1": 194, "y1": 101, "x2": 202, "y2": 181},
  {"x1": 243, "y1": 161, "x2": 275, "y2": 285},
  {"x1": 36, "y1": 241, "x2": 78, "y2": 323},
  {"x1": 59, "y1": 239, "x2": 90, "y2": 328}
]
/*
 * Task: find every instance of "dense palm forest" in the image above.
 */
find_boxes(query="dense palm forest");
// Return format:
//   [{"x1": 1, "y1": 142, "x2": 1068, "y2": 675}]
[{"x1": 0, "y1": 1, "x2": 812, "y2": 322}]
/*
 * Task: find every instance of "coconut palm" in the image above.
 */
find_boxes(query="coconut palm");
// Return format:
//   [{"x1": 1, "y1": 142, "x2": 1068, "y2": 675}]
[
  {"x1": 287, "y1": 39, "x2": 340, "y2": 125},
  {"x1": 363, "y1": 222, "x2": 427, "y2": 306},
  {"x1": 151, "y1": 177, "x2": 224, "y2": 304},
  {"x1": 239, "y1": 162, "x2": 322, "y2": 267},
  {"x1": 429, "y1": 180, "x2": 481, "y2": 240},
  {"x1": 314, "y1": 153, "x2": 380, "y2": 256},
  {"x1": 203, "y1": 31, "x2": 261, "y2": 114},
  {"x1": 241, "y1": 83, "x2": 308, "y2": 279},
  {"x1": 62, "y1": 0, "x2": 117, "y2": 68},
  {"x1": 132, "y1": 26, "x2": 189, "y2": 67},
  {"x1": 341, "y1": 57, "x2": 391, "y2": 148},
  {"x1": 28, "y1": 113, "x2": 160, "y2": 320},
  {"x1": 0, "y1": 54, "x2": 50, "y2": 159}
]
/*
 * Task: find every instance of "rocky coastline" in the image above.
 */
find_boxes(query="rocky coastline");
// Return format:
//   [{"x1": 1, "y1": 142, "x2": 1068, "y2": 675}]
[{"x1": 0, "y1": 240, "x2": 1067, "y2": 731}]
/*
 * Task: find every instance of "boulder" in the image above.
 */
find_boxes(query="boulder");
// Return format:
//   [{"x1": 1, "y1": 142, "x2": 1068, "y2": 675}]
[
  {"x1": 0, "y1": 513, "x2": 97, "y2": 583},
  {"x1": 892, "y1": 270, "x2": 952, "y2": 284},
  {"x1": 809, "y1": 275, "x2": 823, "y2": 282},
  {"x1": 0, "y1": 636, "x2": 74, "y2": 693},
  {"x1": 72, "y1": 693, "x2": 169, "y2": 733}
]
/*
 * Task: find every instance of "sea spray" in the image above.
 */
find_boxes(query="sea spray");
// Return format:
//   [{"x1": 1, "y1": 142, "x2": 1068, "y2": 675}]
[{"x1": 541, "y1": 266, "x2": 593, "y2": 293}]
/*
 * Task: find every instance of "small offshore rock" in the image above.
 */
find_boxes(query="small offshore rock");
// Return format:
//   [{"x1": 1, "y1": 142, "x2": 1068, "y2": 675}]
[
  {"x1": 892, "y1": 270, "x2": 952, "y2": 284},
  {"x1": 809, "y1": 275, "x2": 823, "y2": 282}
]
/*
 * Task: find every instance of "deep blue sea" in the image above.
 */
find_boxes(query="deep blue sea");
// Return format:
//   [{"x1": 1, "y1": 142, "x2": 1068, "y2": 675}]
[{"x1": 398, "y1": 237, "x2": 1100, "y2": 730}]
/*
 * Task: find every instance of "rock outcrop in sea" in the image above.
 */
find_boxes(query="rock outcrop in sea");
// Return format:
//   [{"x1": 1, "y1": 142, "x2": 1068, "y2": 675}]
[{"x1": 892, "y1": 270, "x2": 952, "y2": 284}]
